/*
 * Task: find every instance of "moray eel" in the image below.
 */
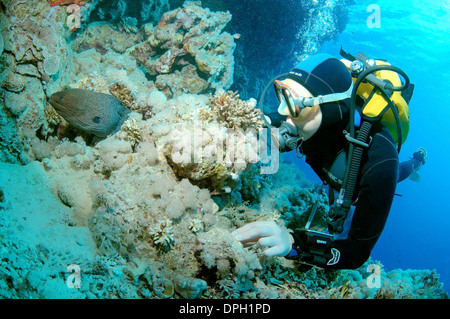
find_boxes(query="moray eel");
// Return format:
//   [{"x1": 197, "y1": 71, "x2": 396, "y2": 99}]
[{"x1": 49, "y1": 89, "x2": 130, "y2": 138}]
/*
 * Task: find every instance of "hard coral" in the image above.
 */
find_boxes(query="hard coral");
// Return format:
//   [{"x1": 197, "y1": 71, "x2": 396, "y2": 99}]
[
  {"x1": 149, "y1": 219, "x2": 175, "y2": 252},
  {"x1": 200, "y1": 91, "x2": 264, "y2": 131},
  {"x1": 0, "y1": 0, "x2": 76, "y2": 163},
  {"x1": 109, "y1": 83, "x2": 139, "y2": 111},
  {"x1": 120, "y1": 116, "x2": 143, "y2": 147}
]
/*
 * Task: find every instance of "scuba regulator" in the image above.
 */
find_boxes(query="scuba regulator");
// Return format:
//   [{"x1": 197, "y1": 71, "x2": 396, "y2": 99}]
[{"x1": 276, "y1": 121, "x2": 303, "y2": 153}]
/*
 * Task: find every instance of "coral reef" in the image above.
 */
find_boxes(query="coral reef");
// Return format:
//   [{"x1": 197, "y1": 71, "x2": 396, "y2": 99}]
[
  {"x1": 326, "y1": 259, "x2": 448, "y2": 299},
  {"x1": 130, "y1": 1, "x2": 235, "y2": 97},
  {"x1": 0, "y1": 0, "x2": 236, "y2": 164},
  {"x1": 140, "y1": 90, "x2": 263, "y2": 193},
  {"x1": 71, "y1": 22, "x2": 144, "y2": 54},
  {"x1": 72, "y1": 1, "x2": 236, "y2": 99},
  {"x1": 2, "y1": 150, "x2": 447, "y2": 299}
]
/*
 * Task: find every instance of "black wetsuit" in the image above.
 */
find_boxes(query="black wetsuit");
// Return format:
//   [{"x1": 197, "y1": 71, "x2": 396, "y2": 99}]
[{"x1": 292, "y1": 95, "x2": 422, "y2": 269}]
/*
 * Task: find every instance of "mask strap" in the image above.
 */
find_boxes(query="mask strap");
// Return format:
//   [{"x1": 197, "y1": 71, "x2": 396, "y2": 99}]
[{"x1": 302, "y1": 83, "x2": 354, "y2": 107}]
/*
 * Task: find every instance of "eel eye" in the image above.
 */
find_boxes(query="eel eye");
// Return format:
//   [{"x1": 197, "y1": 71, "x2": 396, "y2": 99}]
[{"x1": 93, "y1": 116, "x2": 101, "y2": 124}]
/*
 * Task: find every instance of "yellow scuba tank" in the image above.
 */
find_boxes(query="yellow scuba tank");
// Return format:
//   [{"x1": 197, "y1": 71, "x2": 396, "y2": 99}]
[{"x1": 341, "y1": 59, "x2": 410, "y2": 146}]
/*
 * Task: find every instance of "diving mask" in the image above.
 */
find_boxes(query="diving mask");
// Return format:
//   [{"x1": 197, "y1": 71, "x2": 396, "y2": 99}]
[
  {"x1": 275, "y1": 80, "x2": 309, "y2": 118},
  {"x1": 274, "y1": 78, "x2": 354, "y2": 118}
]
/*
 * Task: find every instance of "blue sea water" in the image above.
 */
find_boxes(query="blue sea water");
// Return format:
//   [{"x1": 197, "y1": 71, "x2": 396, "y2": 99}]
[{"x1": 284, "y1": 0, "x2": 450, "y2": 292}]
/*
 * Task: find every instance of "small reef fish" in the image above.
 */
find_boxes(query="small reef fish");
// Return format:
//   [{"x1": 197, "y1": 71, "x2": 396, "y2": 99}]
[
  {"x1": 49, "y1": 89, "x2": 130, "y2": 138},
  {"x1": 48, "y1": 0, "x2": 86, "y2": 7}
]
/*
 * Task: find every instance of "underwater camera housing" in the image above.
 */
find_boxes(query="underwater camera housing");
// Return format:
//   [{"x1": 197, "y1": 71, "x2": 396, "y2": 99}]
[{"x1": 291, "y1": 229, "x2": 340, "y2": 267}]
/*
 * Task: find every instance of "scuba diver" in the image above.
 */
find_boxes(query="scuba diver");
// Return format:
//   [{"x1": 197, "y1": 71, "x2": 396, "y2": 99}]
[{"x1": 232, "y1": 50, "x2": 427, "y2": 269}]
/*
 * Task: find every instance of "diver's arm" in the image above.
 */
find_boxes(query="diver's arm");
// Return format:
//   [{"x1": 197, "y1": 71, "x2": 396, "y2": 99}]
[{"x1": 287, "y1": 225, "x2": 372, "y2": 269}]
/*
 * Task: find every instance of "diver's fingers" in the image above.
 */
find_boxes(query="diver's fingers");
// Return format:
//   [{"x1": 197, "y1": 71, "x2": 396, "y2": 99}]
[
  {"x1": 262, "y1": 245, "x2": 286, "y2": 257},
  {"x1": 258, "y1": 235, "x2": 291, "y2": 257},
  {"x1": 258, "y1": 236, "x2": 278, "y2": 249},
  {"x1": 240, "y1": 239, "x2": 259, "y2": 247},
  {"x1": 231, "y1": 221, "x2": 278, "y2": 243}
]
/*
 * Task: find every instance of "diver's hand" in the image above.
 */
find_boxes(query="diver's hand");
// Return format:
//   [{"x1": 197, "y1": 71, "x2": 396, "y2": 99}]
[{"x1": 231, "y1": 221, "x2": 293, "y2": 257}]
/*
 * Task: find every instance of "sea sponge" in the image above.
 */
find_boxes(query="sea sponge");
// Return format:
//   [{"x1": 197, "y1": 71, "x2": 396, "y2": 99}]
[{"x1": 153, "y1": 277, "x2": 175, "y2": 299}]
